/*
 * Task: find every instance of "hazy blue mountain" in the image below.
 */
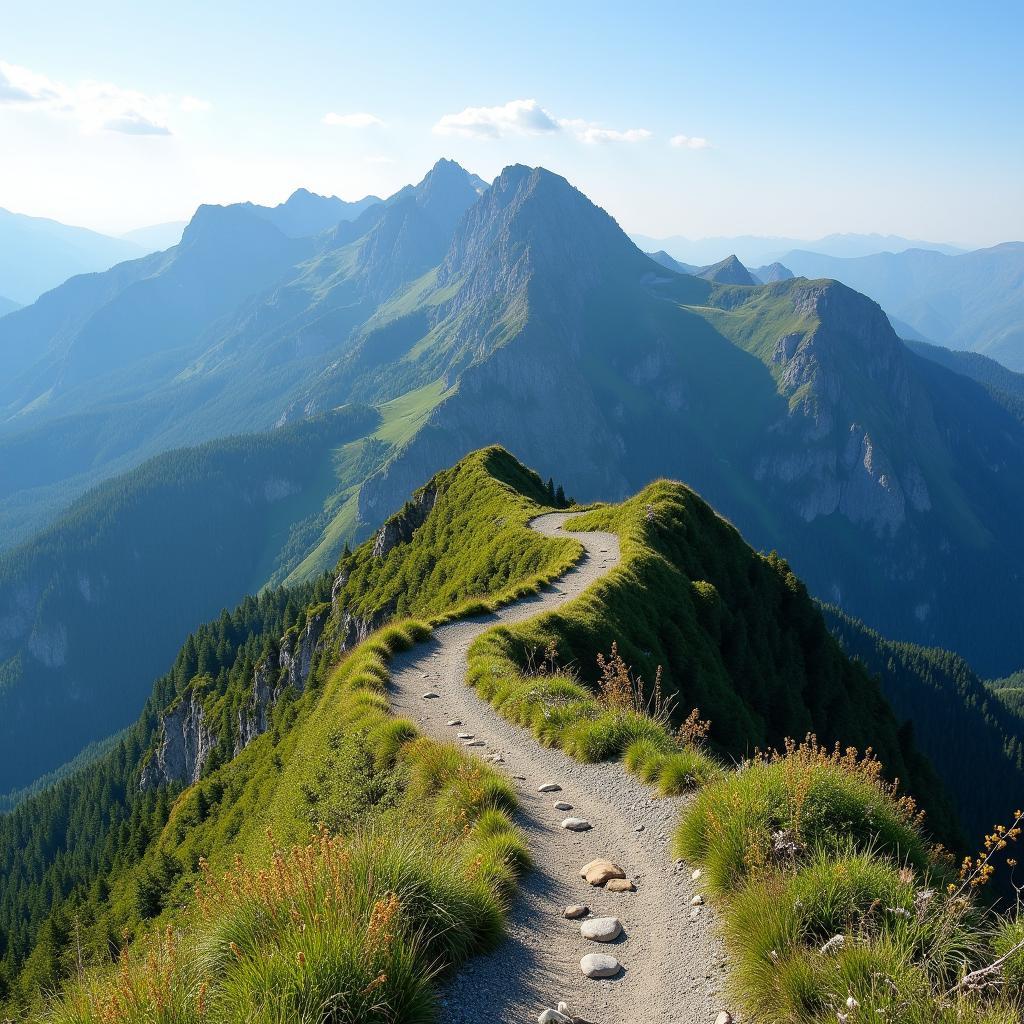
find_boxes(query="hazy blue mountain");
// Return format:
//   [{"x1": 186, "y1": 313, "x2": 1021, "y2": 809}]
[
  {"x1": 646, "y1": 249, "x2": 697, "y2": 273},
  {"x1": 0, "y1": 207, "x2": 147, "y2": 305},
  {"x1": 0, "y1": 295, "x2": 21, "y2": 317},
  {"x1": 782, "y1": 243, "x2": 1024, "y2": 369},
  {"x1": 751, "y1": 262, "x2": 794, "y2": 283},
  {"x1": 248, "y1": 188, "x2": 382, "y2": 237},
  {"x1": 120, "y1": 220, "x2": 187, "y2": 250},
  {"x1": 647, "y1": 250, "x2": 762, "y2": 283},
  {"x1": 630, "y1": 230, "x2": 963, "y2": 268},
  {"x1": 697, "y1": 254, "x2": 756, "y2": 284},
  {"x1": 0, "y1": 160, "x2": 486, "y2": 549},
  {"x1": 0, "y1": 407, "x2": 377, "y2": 792}
]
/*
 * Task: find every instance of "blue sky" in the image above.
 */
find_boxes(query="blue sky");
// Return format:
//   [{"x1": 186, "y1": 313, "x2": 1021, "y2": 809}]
[{"x1": 1, "y1": 0, "x2": 1021, "y2": 245}]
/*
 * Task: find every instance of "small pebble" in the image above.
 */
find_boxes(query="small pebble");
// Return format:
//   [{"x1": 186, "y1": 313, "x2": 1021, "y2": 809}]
[
  {"x1": 692, "y1": 868, "x2": 702, "y2": 881},
  {"x1": 456, "y1": 733, "x2": 474, "y2": 739},
  {"x1": 715, "y1": 1013, "x2": 733, "y2": 1024},
  {"x1": 537, "y1": 1011, "x2": 572, "y2": 1024},
  {"x1": 690, "y1": 906, "x2": 702, "y2": 920},
  {"x1": 554, "y1": 801, "x2": 573, "y2": 811},
  {"x1": 464, "y1": 739, "x2": 485, "y2": 747},
  {"x1": 561, "y1": 817, "x2": 592, "y2": 831},
  {"x1": 537, "y1": 1011, "x2": 571, "y2": 1024},
  {"x1": 538, "y1": 782, "x2": 562, "y2": 793},
  {"x1": 580, "y1": 952, "x2": 621, "y2": 979},
  {"x1": 635, "y1": 824, "x2": 645, "y2": 832},
  {"x1": 605, "y1": 878, "x2": 636, "y2": 892},
  {"x1": 422, "y1": 691, "x2": 440, "y2": 699},
  {"x1": 446, "y1": 719, "x2": 461, "y2": 727},
  {"x1": 580, "y1": 916, "x2": 622, "y2": 942},
  {"x1": 692, "y1": 895, "x2": 704, "y2": 906},
  {"x1": 563, "y1": 904, "x2": 589, "y2": 919}
]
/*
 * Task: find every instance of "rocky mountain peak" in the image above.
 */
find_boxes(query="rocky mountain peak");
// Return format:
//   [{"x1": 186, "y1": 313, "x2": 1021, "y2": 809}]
[
  {"x1": 699, "y1": 254, "x2": 756, "y2": 285},
  {"x1": 438, "y1": 164, "x2": 649, "y2": 299}
]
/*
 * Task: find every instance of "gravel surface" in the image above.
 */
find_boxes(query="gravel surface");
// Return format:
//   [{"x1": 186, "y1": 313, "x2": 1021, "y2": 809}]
[{"x1": 388, "y1": 513, "x2": 729, "y2": 1023}]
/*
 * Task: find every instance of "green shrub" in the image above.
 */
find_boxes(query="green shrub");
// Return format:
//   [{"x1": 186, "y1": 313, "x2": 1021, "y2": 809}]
[
  {"x1": 676, "y1": 739, "x2": 930, "y2": 895},
  {"x1": 656, "y1": 747, "x2": 722, "y2": 794}
]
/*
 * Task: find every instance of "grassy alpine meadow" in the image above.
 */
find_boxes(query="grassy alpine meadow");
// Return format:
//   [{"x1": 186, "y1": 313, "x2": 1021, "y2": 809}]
[
  {"x1": 465, "y1": 478, "x2": 954, "y2": 832},
  {"x1": 43, "y1": 616, "x2": 529, "y2": 1024},
  {"x1": 330, "y1": 446, "x2": 581, "y2": 625}
]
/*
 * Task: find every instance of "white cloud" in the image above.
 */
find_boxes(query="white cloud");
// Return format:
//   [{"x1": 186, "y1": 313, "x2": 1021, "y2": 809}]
[
  {"x1": 323, "y1": 111, "x2": 383, "y2": 128},
  {"x1": 0, "y1": 62, "x2": 58, "y2": 103},
  {"x1": 434, "y1": 98, "x2": 651, "y2": 145},
  {"x1": 560, "y1": 119, "x2": 652, "y2": 144},
  {"x1": 433, "y1": 98, "x2": 559, "y2": 139},
  {"x1": 670, "y1": 133, "x2": 712, "y2": 150},
  {"x1": 102, "y1": 112, "x2": 172, "y2": 136},
  {"x1": 0, "y1": 59, "x2": 207, "y2": 136},
  {"x1": 180, "y1": 95, "x2": 212, "y2": 113}
]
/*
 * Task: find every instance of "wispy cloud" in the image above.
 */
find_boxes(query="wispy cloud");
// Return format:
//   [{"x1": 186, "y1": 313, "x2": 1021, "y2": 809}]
[
  {"x1": 560, "y1": 119, "x2": 651, "y2": 144},
  {"x1": 670, "y1": 133, "x2": 712, "y2": 150},
  {"x1": 434, "y1": 98, "x2": 651, "y2": 145},
  {"x1": 0, "y1": 59, "x2": 207, "y2": 136},
  {"x1": 434, "y1": 98, "x2": 559, "y2": 139},
  {"x1": 0, "y1": 62, "x2": 58, "y2": 103},
  {"x1": 323, "y1": 111, "x2": 383, "y2": 128}
]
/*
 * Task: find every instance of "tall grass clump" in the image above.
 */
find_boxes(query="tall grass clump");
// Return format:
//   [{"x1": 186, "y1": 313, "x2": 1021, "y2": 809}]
[
  {"x1": 678, "y1": 733, "x2": 1024, "y2": 1022},
  {"x1": 676, "y1": 736, "x2": 931, "y2": 896}
]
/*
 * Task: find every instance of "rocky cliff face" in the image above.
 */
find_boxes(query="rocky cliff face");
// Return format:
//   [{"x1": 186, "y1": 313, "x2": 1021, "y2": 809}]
[
  {"x1": 755, "y1": 280, "x2": 938, "y2": 536},
  {"x1": 141, "y1": 610, "x2": 330, "y2": 786},
  {"x1": 139, "y1": 689, "x2": 218, "y2": 789},
  {"x1": 371, "y1": 485, "x2": 437, "y2": 558},
  {"x1": 235, "y1": 608, "x2": 329, "y2": 754}
]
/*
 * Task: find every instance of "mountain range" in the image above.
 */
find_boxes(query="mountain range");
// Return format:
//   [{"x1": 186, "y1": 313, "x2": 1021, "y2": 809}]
[
  {"x1": 782, "y1": 243, "x2": 1024, "y2": 370},
  {"x1": 0, "y1": 208, "x2": 147, "y2": 306},
  {"x1": 3, "y1": 159, "x2": 1024, "y2": 798},
  {"x1": 630, "y1": 230, "x2": 965, "y2": 267}
]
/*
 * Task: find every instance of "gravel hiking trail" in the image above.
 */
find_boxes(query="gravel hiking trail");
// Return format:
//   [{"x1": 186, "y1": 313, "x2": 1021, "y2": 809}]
[{"x1": 387, "y1": 513, "x2": 728, "y2": 1023}]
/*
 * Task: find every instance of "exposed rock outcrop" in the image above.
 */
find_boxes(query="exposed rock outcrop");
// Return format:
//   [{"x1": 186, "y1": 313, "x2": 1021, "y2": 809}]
[
  {"x1": 235, "y1": 609, "x2": 328, "y2": 754},
  {"x1": 371, "y1": 484, "x2": 438, "y2": 559},
  {"x1": 140, "y1": 689, "x2": 217, "y2": 789},
  {"x1": 756, "y1": 281, "x2": 939, "y2": 536}
]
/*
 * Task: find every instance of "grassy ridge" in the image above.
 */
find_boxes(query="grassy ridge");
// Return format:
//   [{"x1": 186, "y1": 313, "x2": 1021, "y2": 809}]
[
  {"x1": 6, "y1": 447, "x2": 578, "y2": 1019},
  {"x1": 465, "y1": 478, "x2": 957, "y2": 841},
  {"x1": 46, "y1": 620, "x2": 529, "y2": 1024},
  {"x1": 456, "y1": 475, "x2": 1022, "y2": 1021}
]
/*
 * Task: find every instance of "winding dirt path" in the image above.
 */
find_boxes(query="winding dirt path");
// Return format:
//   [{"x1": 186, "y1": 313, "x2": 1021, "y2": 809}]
[{"x1": 388, "y1": 513, "x2": 727, "y2": 1023}]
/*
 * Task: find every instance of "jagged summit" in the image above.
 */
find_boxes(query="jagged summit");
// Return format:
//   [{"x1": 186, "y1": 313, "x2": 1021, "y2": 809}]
[
  {"x1": 697, "y1": 254, "x2": 756, "y2": 285},
  {"x1": 440, "y1": 163, "x2": 650, "y2": 295},
  {"x1": 352, "y1": 158, "x2": 485, "y2": 295},
  {"x1": 752, "y1": 261, "x2": 795, "y2": 283}
]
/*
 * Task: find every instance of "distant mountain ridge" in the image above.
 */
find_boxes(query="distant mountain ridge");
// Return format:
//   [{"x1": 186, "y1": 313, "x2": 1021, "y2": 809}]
[
  {"x1": 0, "y1": 207, "x2": 147, "y2": 305},
  {"x1": 631, "y1": 230, "x2": 964, "y2": 267},
  {"x1": 0, "y1": 295, "x2": 20, "y2": 317},
  {"x1": 781, "y1": 243, "x2": 1024, "y2": 370},
  {"x1": 0, "y1": 161, "x2": 482, "y2": 549}
]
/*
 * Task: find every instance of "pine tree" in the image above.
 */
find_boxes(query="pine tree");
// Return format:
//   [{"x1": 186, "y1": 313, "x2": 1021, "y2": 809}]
[
  {"x1": 555, "y1": 484, "x2": 566, "y2": 507},
  {"x1": 546, "y1": 477, "x2": 556, "y2": 503}
]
